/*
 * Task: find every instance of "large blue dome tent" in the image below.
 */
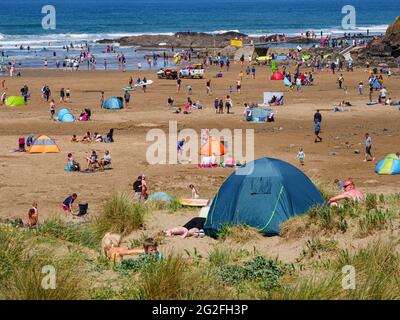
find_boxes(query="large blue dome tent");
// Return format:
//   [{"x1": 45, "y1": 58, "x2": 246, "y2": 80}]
[
  {"x1": 103, "y1": 97, "x2": 124, "y2": 109},
  {"x1": 204, "y1": 158, "x2": 325, "y2": 237}
]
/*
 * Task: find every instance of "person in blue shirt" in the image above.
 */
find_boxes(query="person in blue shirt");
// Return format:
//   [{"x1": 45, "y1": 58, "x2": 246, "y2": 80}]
[{"x1": 62, "y1": 193, "x2": 77, "y2": 213}]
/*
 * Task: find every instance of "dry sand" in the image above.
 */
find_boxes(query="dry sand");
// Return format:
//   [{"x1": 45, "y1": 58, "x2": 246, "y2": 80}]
[{"x1": 0, "y1": 63, "x2": 399, "y2": 261}]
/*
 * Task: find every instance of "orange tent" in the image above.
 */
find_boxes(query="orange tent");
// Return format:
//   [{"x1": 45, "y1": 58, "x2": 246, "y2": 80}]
[
  {"x1": 199, "y1": 137, "x2": 225, "y2": 156},
  {"x1": 271, "y1": 71, "x2": 285, "y2": 80},
  {"x1": 28, "y1": 135, "x2": 61, "y2": 153}
]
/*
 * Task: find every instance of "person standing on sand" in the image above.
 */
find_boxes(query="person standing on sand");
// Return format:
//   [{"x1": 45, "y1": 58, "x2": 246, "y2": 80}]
[
  {"x1": 100, "y1": 91, "x2": 104, "y2": 108},
  {"x1": 177, "y1": 78, "x2": 182, "y2": 93},
  {"x1": 206, "y1": 79, "x2": 212, "y2": 95},
  {"x1": 218, "y1": 99, "x2": 224, "y2": 114},
  {"x1": 246, "y1": 66, "x2": 250, "y2": 79},
  {"x1": 124, "y1": 91, "x2": 131, "y2": 107},
  {"x1": 314, "y1": 121, "x2": 322, "y2": 143},
  {"x1": 297, "y1": 147, "x2": 305, "y2": 165},
  {"x1": 225, "y1": 95, "x2": 233, "y2": 114},
  {"x1": 214, "y1": 98, "x2": 219, "y2": 114},
  {"x1": 240, "y1": 54, "x2": 245, "y2": 66},
  {"x1": 66, "y1": 88, "x2": 71, "y2": 102},
  {"x1": 50, "y1": 99, "x2": 55, "y2": 120},
  {"x1": 142, "y1": 77, "x2": 147, "y2": 93},
  {"x1": 314, "y1": 109, "x2": 322, "y2": 124},
  {"x1": 359, "y1": 81, "x2": 363, "y2": 95},
  {"x1": 59, "y1": 88, "x2": 65, "y2": 103},
  {"x1": 331, "y1": 62, "x2": 336, "y2": 74},
  {"x1": 236, "y1": 79, "x2": 241, "y2": 94},
  {"x1": 337, "y1": 74, "x2": 344, "y2": 89},
  {"x1": 1, "y1": 91, "x2": 6, "y2": 106},
  {"x1": 369, "y1": 82, "x2": 374, "y2": 102},
  {"x1": 364, "y1": 133, "x2": 375, "y2": 162}
]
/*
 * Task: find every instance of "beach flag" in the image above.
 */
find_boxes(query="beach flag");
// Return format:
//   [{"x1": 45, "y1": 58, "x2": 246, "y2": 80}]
[{"x1": 271, "y1": 61, "x2": 277, "y2": 74}]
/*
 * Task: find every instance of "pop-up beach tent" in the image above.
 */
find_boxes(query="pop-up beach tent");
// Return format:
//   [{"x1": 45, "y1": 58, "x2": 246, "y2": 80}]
[
  {"x1": 199, "y1": 137, "x2": 225, "y2": 156},
  {"x1": 271, "y1": 71, "x2": 285, "y2": 80},
  {"x1": 204, "y1": 158, "x2": 325, "y2": 236},
  {"x1": 28, "y1": 135, "x2": 61, "y2": 153},
  {"x1": 57, "y1": 108, "x2": 75, "y2": 122},
  {"x1": 5, "y1": 96, "x2": 26, "y2": 107},
  {"x1": 375, "y1": 154, "x2": 400, "y2": 175},
  {"x1": 103, "y1": 97, "x2": 123, "y2": 109}
]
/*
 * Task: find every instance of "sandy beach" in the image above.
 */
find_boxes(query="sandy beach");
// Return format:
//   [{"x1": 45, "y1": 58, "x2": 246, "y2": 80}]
[{"x1": 1, "y1": 63, "x2": 399, "y2": 232}]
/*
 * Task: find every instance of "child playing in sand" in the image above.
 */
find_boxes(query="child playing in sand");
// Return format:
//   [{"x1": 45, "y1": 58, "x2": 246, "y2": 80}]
[
  {"x1": 62, "y1": 193, "x2": 78, "y2": 213},
  {"x1": 297, "y1": 147, "x2": 305, "y2": 165},
  {"x1": 71, "y1": 134, "x2": 79, "y2": 142},
  {"x1": 189, "y1": 184, "x2": 200, "y2": 199},
  {"x1": 26, "y1": 203, "x2": 38, "y2": 227},
  {"x1": 18, "y1": 137, "x2": 26, "y2": 152}
]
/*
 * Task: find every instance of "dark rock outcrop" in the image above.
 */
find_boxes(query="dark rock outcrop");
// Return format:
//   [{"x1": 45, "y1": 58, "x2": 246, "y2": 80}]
[
  {"x1": 99, "y1": 31, "x2": 249, "y2": 49},
  {"x1": 353, "y1": 17, "x2": 400, "y2": 66}
]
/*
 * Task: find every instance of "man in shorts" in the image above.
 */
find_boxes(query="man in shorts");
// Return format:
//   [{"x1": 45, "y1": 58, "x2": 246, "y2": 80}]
[{"x1": 314, "y1": 121, "x2": 322, "y2": 142}]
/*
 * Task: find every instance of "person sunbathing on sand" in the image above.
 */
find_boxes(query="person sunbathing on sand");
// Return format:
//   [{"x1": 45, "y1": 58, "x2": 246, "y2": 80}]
[
  {"x1": 328, "y1": 180, "x2": 364, "y2": 207},
  {"x1": 166, "y1": 217, "x2": 206, "y2": 239}
]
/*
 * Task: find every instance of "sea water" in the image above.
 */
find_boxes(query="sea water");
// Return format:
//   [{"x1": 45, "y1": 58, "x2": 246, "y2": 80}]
[{"x1": 0, "y1": 0, "x2": 398, "y2": 70}]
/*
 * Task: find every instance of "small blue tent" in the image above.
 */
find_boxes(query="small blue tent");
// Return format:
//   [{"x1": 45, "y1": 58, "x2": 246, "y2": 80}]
[
  {"x1": 147, "y1": 192, "x2": 173, "y2": 203},
  {"x1": 103, "y1": 97, "x2": 123, "y2": 109},
  {"x1": 57, "y1": 108, "x2": 75, "y2": 123},
  {"x1": 204, "y1": 158, "x2": 325, "y2": 237}
]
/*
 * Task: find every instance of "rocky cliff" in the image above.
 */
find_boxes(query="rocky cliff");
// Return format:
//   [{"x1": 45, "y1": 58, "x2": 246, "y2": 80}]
[{"x1": 353, "y1": 17, "x2": 400, "y2": 66}]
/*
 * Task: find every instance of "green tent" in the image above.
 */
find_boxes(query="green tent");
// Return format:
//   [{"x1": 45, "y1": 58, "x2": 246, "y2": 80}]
[{"x1": 6, "y1": 96, "x2": 26, "y2": 107}]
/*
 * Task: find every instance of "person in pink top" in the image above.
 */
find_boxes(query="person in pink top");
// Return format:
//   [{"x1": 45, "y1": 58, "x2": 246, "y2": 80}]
[{"x1": 328, "y1": 180, "x2": 364, "y2": 207}]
